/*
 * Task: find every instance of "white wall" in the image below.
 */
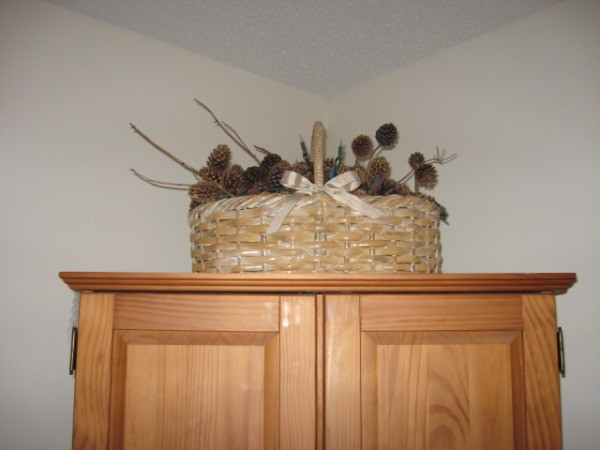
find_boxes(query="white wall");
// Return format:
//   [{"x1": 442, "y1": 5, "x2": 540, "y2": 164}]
[
  {"x1": 1, "y1": 0, "x2": 598, "y2": 448},
  {"x1": 329, "y1": 0, "x2": 600, "y2": 448},
  {"x1": 0, "y1": 1, "x2": 325, "y2": 448}
]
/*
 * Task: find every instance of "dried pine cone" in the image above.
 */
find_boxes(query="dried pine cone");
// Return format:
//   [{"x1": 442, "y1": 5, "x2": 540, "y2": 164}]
[
  {"x1": 268, "y1": 161, "x2": 292, "y2": 192},
  {"x1": 415, "y1": 163, "x2": 438, "y2": 189},
  {"x1": 207, "y1": 144, "x2": 231, "y2": 170},
  {"x1": 198, "y1": 166, "x2": 222, "y2": 183},
  {"x1": 337, "y1": 164, "x2": 352, "y2": 175},
  {"x1": 292, "y1": 161, "x2": 314, "y2": 183},
  {"x1": 247, "y1": 179, "x2": 270, "y2": 195},
  {"x1": 222, "y1": 164, "x2": 246, "y2": 195},
  {"x1": 188, "y1": 181, "x2": 221, "y2": 209},
  {"x1": 375, "y1": 123, "x2": 398, "y2": 146},
  {"x1": 408, "y1": 152, "x2": 425, "y2": 169},
  {"x1": 367, "y1": 156, "x2": 391, "y2": 181},
  {"x1": 380, "y1": 179, "x2": 411, "y2": 196},
  {"x1": 260, "y1": 153, "x2": 283, "y2": 169},
  {"x1": 353, "y1": 164, "x2": 369, "y2": 186},
  {"x1": 292, "y1": 161, "x2": 310, "y2": 175},
  {"x1": 351, "y1": 135, "x2": 373, "y2": 160},
  {"x1": 244, "y1": 166, "x2": 265, "y2": 187}
]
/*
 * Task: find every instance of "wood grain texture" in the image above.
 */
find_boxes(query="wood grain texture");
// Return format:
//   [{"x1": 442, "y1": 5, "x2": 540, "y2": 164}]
[
  {"x1": 280, "y1": 296, "x2": 317, "y2": 450},
  {"x1": 64, "y1": 273, "x2": 575, "y2": 450},
  {"x1": 60, "y1": 272, "x2": 577, "y2": 294},
  {"x1": 113, "y1": 293, "x2": 279, "y2": 331},
  {"x1": 325, "y1": 295, "x2": 362, "y2": 449},
  {"x1": 315, "y1": 295, "x2": 325, "y2": 450},
  {"x1": 73, "y1": 293, "x2": 114, "y2": 450},
  {"x1": 361, "y1": 294, "x2": 522, "y2": 331},
  {"x1": 361, "y1": 331, "x2": 523, "y2": 450},
  {"x1": 522, "y1": 294, "x2": 562, "y2": 450},
  {"x1": 111, "y1": 331, "x2": 277, "y2": 450}
]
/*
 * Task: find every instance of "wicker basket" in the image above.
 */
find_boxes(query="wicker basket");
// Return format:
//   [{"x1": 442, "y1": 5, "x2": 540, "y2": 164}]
[{"x1": 189, "y1": 122, "x2": 442, "y2": 273}]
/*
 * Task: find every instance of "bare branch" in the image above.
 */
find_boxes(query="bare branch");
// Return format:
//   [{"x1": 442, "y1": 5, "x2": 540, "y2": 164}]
[
  {"x1": 253, "y1": 145, "x2": 272, "y2": 155},
  {"x1": 194, "y1": 99, "x2": 261, "y2": 164},
  {"x1": 130, "y1": 123, "x2": 201, "y2": 176},
  {"x1": 397, "y1": 148, "x2": 458, "y2": 184},
  {"x1": 131, "y1": 168, "x2": 235, "y2": 198},
  {"x1": 130, "y1": 169, "x2": 192, "y2": 190},
  {"x1": 428, "y1": 147, "x2": 458, "y2": 165}
]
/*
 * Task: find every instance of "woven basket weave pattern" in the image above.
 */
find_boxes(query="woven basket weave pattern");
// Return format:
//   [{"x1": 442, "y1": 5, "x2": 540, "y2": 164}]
[{"x1": 189, "y1": 192, "x2": 441, "y2": 273}]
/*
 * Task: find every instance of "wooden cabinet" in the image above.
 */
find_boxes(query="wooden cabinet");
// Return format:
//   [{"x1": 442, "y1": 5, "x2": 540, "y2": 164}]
[{"x1": 60, "y1": 272, "x2": 576, "y2": 450}]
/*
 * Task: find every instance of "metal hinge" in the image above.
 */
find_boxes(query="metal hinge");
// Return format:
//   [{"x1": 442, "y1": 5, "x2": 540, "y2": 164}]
[
  {"x1": 69, "y1": 326, "x2": 78, "y2": 375},
  {"x1": 557, "y1": 327, "x2": 565, "y2": 378}
]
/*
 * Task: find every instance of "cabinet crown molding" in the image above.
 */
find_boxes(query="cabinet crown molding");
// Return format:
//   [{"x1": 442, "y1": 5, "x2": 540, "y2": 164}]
[{"x1": 60, "y1": 272, "x2": 576, "y2": 294}]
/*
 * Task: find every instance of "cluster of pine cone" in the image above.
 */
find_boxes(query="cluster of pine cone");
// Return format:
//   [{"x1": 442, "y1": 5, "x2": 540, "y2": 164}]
[{"x1": 189, "y1": 123, "x2": 439, "y2": 210}]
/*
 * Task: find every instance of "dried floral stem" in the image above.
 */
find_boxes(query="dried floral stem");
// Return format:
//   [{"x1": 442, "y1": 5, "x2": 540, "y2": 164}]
[
  {"x1": 130, "y1": 169, "x2": 192, "y2": 190},
  {"x1": 369, "y1": 145, "x2": 383, "y2": 164},
  {"x1": 131, "y1": 168, "x2": 235, "y2": 197},
  {"x1": 130, "y1": 123, "x2": 201, "y2": 176},
  {"x1": 253, "y1": 145, "x2": 272, "y2": 155},
  {"x1": 398, "y1": 147, "x2": 457, "y2": 184},
  {"x1": 194, "y1": 99, "x2": 261, "y2": 164}
]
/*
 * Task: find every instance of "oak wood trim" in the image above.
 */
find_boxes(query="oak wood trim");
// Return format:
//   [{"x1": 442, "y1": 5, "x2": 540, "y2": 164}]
[{"x1": 60, "y1": 272, "x2": 576, "y2": 294}]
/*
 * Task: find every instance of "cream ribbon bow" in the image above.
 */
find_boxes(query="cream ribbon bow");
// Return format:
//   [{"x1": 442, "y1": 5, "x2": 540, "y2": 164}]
[{"x1": 267, "y1": 170, "x2": 386, "y2": 234}]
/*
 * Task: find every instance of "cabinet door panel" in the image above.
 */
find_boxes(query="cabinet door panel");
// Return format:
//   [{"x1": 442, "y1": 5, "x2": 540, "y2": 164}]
[
  {"x1": 361, "y1": 331, "x2": 525, "y2": 450},
  {"x1": 75, "y1": 293, "x2": 317, "y2": 450},
  {"x1": 109, "y1": 330, "x2": 277, "y2": 450}
]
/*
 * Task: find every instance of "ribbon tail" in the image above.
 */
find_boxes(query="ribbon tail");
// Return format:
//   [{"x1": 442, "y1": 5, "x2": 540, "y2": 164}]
[
  {"x1": 331, "y1": 190, "x2": 386, "y2": 219},
  {"x1": 267, "y1": 192, "x2": 306, "y2": 234}
]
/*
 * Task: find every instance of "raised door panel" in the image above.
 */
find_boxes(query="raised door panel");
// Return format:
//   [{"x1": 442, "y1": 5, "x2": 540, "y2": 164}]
[
  {"x1": 356, "y1": 294, "x2": 527, "y2": 450},
  {"x1": 361, "y1": 331, "x2": 525, "y2": 450},
  {"x1": 109, "y1": 331, "x2": 278, "y2": 450}
]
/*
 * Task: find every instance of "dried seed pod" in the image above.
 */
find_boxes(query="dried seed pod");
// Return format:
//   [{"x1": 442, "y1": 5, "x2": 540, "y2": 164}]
[
  {"x1": 207, "y1": 144, "x2": 231, "y2": 170},
  {"x1": 292, "y1": 161, "x2": 310, "y2": 175},
  {"x1": 375, "y1": 123, "x2": 398, "y2": 146},
  {"x1": 351, "y1": 134, "x2": 373, "y2": 160},
  {"x1": 247, "y1": 179, "x2": 270, "y2": 195},
  {"x1": 222, "y1": 164, "x2": 246, "y2": 195},
  {"x1": 408, "y1": 152, "x2": 425, "y2": 169},
  {"x1": 268, "y1": 161, "x2": 293, "y2": 192},
  {"x1": 415, "y1": 163, "x2": 438, "y2": 189},
  {"x1": 198, "y1": 166, "x2": 222, "y2": 183},
  {"x1": 244, "y1": 165, "x2": 266, "y2": 187},
  {"x1": 381, "y1": 178, "x2": 411, "y2": 196},
  {"x1": 260, "y1": 153, "x2": 283, "y2": 169},
  {"x1": 353, "y1": 164, "x2": 369, "y2": 186},
  {"x1": 367, "y1": 156, "x2": 391, "y2": 181},
  {"x1": 188, "y1": 180, "x2": 221, "y2": 209}
]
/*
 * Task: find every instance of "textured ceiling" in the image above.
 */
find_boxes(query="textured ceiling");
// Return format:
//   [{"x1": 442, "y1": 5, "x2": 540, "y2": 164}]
[{"x1": 47, "y1": 0, "x2": 562, "y2": 98}]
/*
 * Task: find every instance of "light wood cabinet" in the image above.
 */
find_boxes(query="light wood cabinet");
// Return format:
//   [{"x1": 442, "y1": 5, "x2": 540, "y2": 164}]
[{"x1": 61, "y1": 272, "x2": 576, "y2": 450}]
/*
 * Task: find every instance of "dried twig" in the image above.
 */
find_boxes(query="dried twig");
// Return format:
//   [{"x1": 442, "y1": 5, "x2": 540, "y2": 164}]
[
  {"x1": 253, "y1": 145, "x2": 272, "y2": 155},
  {"x1": 194, "y1": 99, "x2": 261, "y2": 164},
  {"x1": 131, "y1": 168, "x2": 235, "y2": 198},
  {"x1": 130, "y1": 169, "x2": 192, "y2": 190},
  {"x1": 397, "y1": 147, "x2": 458, "y2": 184},
  {"x1": 130, "y1": 123, "x2": 201, "y2": 176}
]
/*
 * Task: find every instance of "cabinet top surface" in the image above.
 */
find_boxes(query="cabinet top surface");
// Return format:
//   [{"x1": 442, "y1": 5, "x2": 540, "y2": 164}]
[{"x1": 59, "y1": 272, "x2": 576, "y2": 294}]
